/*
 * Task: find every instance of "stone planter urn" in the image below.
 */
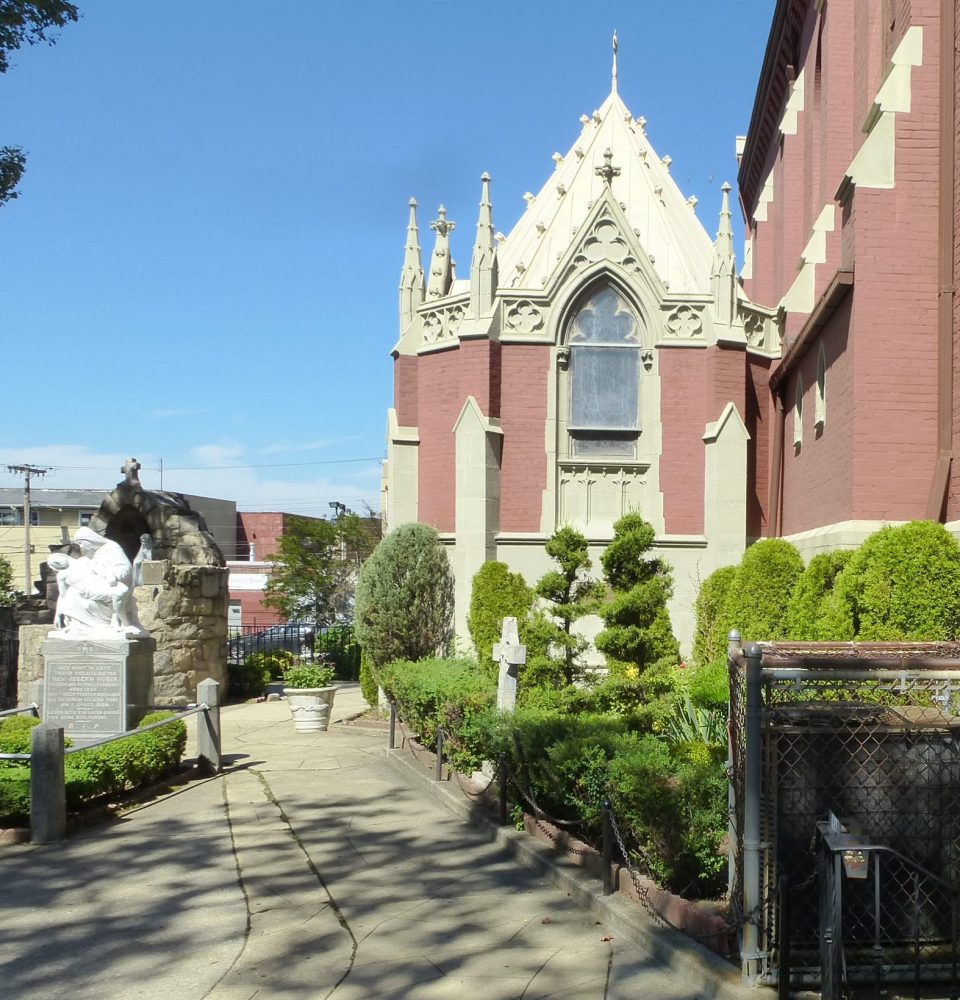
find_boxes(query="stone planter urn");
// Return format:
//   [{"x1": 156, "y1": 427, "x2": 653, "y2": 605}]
[{"x1": 285, "y1": 686, "x2": 337, "y2": 733}]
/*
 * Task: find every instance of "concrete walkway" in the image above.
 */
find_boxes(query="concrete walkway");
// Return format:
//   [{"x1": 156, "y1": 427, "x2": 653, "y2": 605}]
[{"x1": 0, "y1": 684, "x2": 757, "y2": 1000}]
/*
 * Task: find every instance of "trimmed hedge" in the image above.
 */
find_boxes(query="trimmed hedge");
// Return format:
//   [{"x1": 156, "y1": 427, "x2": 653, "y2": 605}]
[
  {"x1": 691, "y1": 565, "x2": 736, "y2": 667},
  {"x1": 819, "y1": 521, "x2": 960, "y2": 641},
  {"x1": 784, "y1": 549, "x2": 852, "y2": 640},
  {"x1": 718, "y1": 538, "x2": 803, "y2": 648},
  {"x1": 467, "y1": 561, "x2": 535, "y2": 677},
  {"x1": 0, "y1": 711, "x2": 188, "y2": 827}
]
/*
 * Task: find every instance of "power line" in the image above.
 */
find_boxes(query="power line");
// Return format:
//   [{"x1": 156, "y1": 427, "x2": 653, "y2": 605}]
[{"x1": 43, "y1": 456, "x2": 383, "y2": 473}]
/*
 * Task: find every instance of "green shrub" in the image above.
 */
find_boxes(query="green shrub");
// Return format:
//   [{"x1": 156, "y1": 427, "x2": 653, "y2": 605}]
[
  {"x1": 784, "y1": 550, "x2": 852, "y2": 640},
  {"x1": 685, "y1": 658, "x2": 729, "y2": 709},
  {"x1": 608, "y1": 734, "x2": 727, "y2": 894},
  {"x1": 378, "y1": 657, "x2": 495, "y2": 771},
  {"x1": 467, "y1": 561, "x2": 535, "y2": 677},
  {"x1": 691, "y1": 565, "x2": 737, "y2": 667},
  {"x1": 819, "y1": 521, "x2": 960, "y2": 641},
  {"x1": 355, "y1": 523, "x2": 455, "y2": 668},
  {"x1": 595, "y1": 513, "x2": 679, "y2": 677},
  {"x1": 0, "y1": 711, "x2": 188, "y2": 826},
  {"x1": 718, "y1": 538, "x2": 803, "y2": 648},
  {"x1": 0, "y1": 714, "x2": 41, "y2": 756},
  {"x1": 359, "y1": 648, "x2": 379, "y2": 706},
  {"x1": 282, "y1": 660, "x2": 336, "y2": 689}
]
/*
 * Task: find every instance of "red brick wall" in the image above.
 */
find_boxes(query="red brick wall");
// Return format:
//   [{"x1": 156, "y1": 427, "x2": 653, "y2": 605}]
[
  {"x1": 499, "y1": 344, "x2": 550, "y2": 533},
  {"x1": 415, "y1": 349, "x2": 462, "y2": 532},
  {"x1": 658, "y1": 348, "x2": 708, "y2": 534},
  {"x1": 947, "y1": 0, "x2": 960, "y2": 520},
  {"x1": 779, "y1": 296, "x2": 856, "y2": 534},
  {"x1": 457, "y1": 340, "x2": 502, "y2": 418},
  {"x1": 394, "y1": 354, "x2": 419, "y2": 426},
  {"x1": 236, "y1": 512, "x2": 287, "y2": 561}
]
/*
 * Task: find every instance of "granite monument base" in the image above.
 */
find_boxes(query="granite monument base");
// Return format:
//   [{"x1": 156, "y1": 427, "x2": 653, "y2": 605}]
[{"x1": 41, "y1": 635, "x2": 156, "y2": 745}]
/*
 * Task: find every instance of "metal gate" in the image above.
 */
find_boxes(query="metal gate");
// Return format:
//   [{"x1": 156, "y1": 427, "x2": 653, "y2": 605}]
[{"x1": 729, "y1": 638, "x2": 960, "y2": 993}]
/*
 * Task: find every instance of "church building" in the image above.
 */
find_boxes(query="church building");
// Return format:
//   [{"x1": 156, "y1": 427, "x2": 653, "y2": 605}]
[
  {"x1": 382, "y1": 0, "x2": 960, "y2": 654},
  {"x1": 381, "y1": 51, "x2": 778, "y2": 651}
]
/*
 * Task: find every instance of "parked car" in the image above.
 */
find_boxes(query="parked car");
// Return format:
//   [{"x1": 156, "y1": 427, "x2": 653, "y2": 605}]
[{"x1": 227, "y1": 623, "x2": 316, "y2": 664}]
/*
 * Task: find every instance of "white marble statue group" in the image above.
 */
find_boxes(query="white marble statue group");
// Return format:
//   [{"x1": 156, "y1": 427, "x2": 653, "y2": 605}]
[{"x1": 47, "y1": 527, "x2": 151, "y2": 639}]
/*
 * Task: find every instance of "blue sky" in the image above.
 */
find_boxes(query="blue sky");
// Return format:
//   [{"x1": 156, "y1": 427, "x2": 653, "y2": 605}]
[{"x1": 1, "y1": 0, "x2": 773, "y2": 516}]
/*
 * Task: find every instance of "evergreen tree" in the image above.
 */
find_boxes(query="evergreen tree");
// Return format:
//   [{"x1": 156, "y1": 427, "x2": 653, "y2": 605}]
[
  {"x1": 529, "y1": 526, "x2": 603, "y2": 686},
  {"x1": 0, "y1": 554, "x2": 15, "y2": 606},
  {"x1": 354, "y1": 523, "x2": 454, "y2": 668},
  {"x1": 467, "y1": 561, "x2": 536, "y2": 678}
]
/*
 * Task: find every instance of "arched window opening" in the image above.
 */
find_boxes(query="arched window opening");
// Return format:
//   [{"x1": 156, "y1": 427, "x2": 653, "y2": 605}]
[{"x1": 566, "y1": 286, "x2": 642, "y2": 457}]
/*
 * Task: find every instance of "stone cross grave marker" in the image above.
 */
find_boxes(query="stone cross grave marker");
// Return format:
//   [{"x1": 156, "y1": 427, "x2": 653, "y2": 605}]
[{"x1": 492, "y1": 617, "x2": 526, "y2": 712}]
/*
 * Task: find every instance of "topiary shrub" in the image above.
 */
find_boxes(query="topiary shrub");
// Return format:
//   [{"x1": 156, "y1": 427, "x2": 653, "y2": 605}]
[
  {"x1": 354, "y1": 523, "x2": 454, "y2": 668},
  {"x1": 595, "y1": 513, "x2": 679, "y2": 681},
  {"x1": 691, "y1": 565, "x2": 737, "y2": 667},
  {"x1": 819, "y1": 521, "x2": 960, "y2": 641},
  {"x1": 467, "y1": 561, "x2": 535, "y2": 678},
  {"x1": 784, "y1": 549, "x2": 853, "y2": 640},
  {"x1": 718, "y1": 538, "x2": 803, "y2": 647}
]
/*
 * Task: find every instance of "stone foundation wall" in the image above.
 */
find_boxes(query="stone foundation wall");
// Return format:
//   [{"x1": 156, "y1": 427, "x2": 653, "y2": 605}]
[{"x1": 135, "y1": 561, "x2": 228, "y2": 703}]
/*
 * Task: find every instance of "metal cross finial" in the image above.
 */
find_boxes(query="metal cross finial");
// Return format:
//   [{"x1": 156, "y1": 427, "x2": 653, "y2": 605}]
[
  {"x1": 595, "y1": 148, "x2": 621, "y2": 186},
  {"x1": 430, "y1": 205, "x2": 456, "y2": 238},
  {"x1": 122, "y1": 457, "x2": 142, "y2": 486},
  {"x1": 612, "y1": 30, "x2": 618, "y2": 93}
]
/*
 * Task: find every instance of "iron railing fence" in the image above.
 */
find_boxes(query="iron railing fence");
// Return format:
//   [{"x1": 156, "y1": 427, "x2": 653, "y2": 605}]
[
  {"x1": 729, "y1": 639, "x2": 960, "y2": 991},
  {"x1": 226, "y1": 623, "x2": 360, "y2": 679},
  {"x1": 815, "y1": 812, "x2": 959, "y2": 1000}
]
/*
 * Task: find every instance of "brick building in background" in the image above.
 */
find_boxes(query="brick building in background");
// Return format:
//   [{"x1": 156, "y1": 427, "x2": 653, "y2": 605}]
[
  {"x1": 228, "y1": 512, "x2": 304, "y2": 627},
  {"x1": 381, "y1": 1, "x2": 960, "y2": 654}
]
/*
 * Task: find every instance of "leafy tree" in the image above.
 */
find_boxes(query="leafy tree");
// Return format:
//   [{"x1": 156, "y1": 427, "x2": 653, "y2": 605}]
[
  {"x1": 1, "y1": 1, "x2": 80, "y2": 206},
  {"x1": 529, "y1": 526, "x2": 604, "y2": 687},
  {"x1": 691, "y1": 564, "x2": 737, "y2": 668},
  {"x1": 0, "y1": 553, "x2": 15, "y2": 606},
  {"x1": 263, "y1": 513, "x2": 377, "y2": 625},
  {"x1": 717, "y1": 538, "x2": 803, "y2": 648},
  {"x1": 354, "y1": 523, "x2": 454, "y2": 668},
  {"x1": 595, "y1": 513, "x2": 679, "y2": 674},
  {"x1": 467, "y1": 561, "x2": 536, "y2": 677}
]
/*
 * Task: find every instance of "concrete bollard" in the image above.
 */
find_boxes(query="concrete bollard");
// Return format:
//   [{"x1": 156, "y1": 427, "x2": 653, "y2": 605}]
[
  {"x1": 30, "y1": 722, "x2": 66, "y2": 844},
  {"x1": 197, "y1": 678, "x2": 222, "y2": 775}
]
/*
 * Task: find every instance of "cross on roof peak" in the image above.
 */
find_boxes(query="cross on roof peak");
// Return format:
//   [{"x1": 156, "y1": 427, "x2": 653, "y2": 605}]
[{"x1": 595, "y1": 148, "x2": 621, "y2": 186}]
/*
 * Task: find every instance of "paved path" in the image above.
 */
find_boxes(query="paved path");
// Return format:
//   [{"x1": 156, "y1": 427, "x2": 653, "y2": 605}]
[{"x1": 0, "y1": 685, "x2": 756, "y2": 1000}]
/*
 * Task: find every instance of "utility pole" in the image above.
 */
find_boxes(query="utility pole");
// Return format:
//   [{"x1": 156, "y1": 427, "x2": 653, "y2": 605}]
[{"x1": 6, "y1": 464, "x2": 50, "y2": 593}]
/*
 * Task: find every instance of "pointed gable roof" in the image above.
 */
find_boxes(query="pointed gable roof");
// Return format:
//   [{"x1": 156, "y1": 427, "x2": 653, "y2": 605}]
[{"x1": 496, "y1": 89, "x2": 715, "y2": 297}]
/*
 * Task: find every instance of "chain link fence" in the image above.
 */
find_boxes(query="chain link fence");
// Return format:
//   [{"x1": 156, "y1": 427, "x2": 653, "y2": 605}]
[{"x1": 729, "y1": 638, "x2": 960, "y2": 993}]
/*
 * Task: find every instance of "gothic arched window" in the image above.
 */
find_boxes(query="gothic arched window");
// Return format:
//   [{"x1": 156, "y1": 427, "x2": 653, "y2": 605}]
[{"x1": 567, "y1": 286, "x2": 641, "y2": 457}]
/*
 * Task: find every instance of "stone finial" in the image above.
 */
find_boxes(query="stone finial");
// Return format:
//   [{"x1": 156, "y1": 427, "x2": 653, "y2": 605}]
[
  {"x1": 580, "y1": 114, "x2": 591, "y2": 125},
  {"x1": 470, "y1": 173, "x2": 497, "y2": 317},
  {"x1": 122, "y1": 458, "x2": 142, "y2": 488},
  {"x1": 661, "y1": 154, "x2": 672, "y2": 171},
  {"x1": 523, "y1": 192, "x2": 536, "y2": 205},
  {"x1": 399, "y1": 197, "x2": 425, "y2": 330},
  {"x1": 712, "y1": 182, "x2": 737, "y2": 328},
  {"x1": 552, "y1": 152, "x2": 563, "y2": 166},
  {"x1": 595, "y1": 148, "x2": 621, "y2": 186},
  {"x1": 427, "y1": 206, "x2": 456, "y2": 299}
]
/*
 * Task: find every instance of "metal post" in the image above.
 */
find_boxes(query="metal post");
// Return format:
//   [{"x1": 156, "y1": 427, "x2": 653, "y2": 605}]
[
  {"x1": 196, "y1": 678, "x2": 222, "y2": 775},
  {"x1": 727, "y1": 628, "x2": 741, "y2": 897},
  {"x1": 777, "y1": 874, "x2": 791, "y2": 1000},
  {"x1": 434, "y1": 728, "x2": 443, "y2": 781},
  {"x1": 30, "y1": 722, "x2": 65, "y2": 844},
  {"x1": 499, "y1": 754, "x2": 508, "y2": 825},
  {"x1": 742, "y1": 641, "x2": 763, "y2": 986},
  {"x1": 602, "y1": 800, "x2": 613, "y2": 895},
  {"x1": 388, "y1": 700, "x2": 396, "y2": 750}
]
